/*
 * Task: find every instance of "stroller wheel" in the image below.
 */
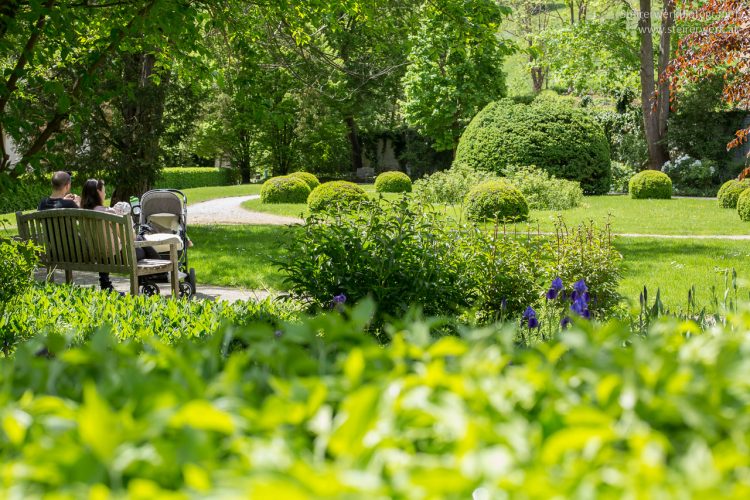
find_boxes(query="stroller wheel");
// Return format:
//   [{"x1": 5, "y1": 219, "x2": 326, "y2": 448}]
[
  {"x1": 141, "y1": 283, "x2": 160, "y2": 296},
  {"x1": 188, "y1": 268, "x2": 196, "y2": 290},
  {"x1": 179, "y1": 281, "x2": 195, "y2": 299}
]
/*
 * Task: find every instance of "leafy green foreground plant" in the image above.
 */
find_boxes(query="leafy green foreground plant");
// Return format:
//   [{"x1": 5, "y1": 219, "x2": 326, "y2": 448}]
[
  {"x1": 4, "y1": 299, "x2": 750, "y2": 497},
  {"x1": 0, "y1": 284, "x2": 299, "y2": 355}
]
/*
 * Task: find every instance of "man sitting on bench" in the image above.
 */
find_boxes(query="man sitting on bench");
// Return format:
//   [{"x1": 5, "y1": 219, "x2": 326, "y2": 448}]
[
  {"x1": 38, "y1": 171, "x2": 80, "y2": 210},
  {"x1": 38, "y1": 171, "x2": 117, "y2": 293}
]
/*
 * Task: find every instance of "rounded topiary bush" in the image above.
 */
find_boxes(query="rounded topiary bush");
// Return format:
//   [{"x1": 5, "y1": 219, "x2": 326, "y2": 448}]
[
  {"x1": 738, "y1": 189, "x2": 750, "y2": 221},
  {"x1": 260, "y1": 176, "x2": 311, "y2": 204},
  {"x1": 374, "y1": 171, "x2": 412, "y2": 193},
  {"x1": 454, "y1": 96, "x2": 611, "y2": 194},
  {"x1": 628, "y1": 170, "x2": 672, "y2": 199},
  {"x1": 288, "y1": 171, "x2": 320, "y2": 190},
  {"x1": 308, "y1": 181, "x2": 368, "y2": 212},
  {"x1": 717, "y1": 179, "x2": 750, "y2": 208},
  {"x1": 464, "y1": 180, "x2": 529, "y2": 222}
]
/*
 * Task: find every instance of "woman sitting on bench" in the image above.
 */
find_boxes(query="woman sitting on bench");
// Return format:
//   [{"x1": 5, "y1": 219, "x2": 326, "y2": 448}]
[{"x1": 81, "y1": 179, "x2": 160, "y2": 291}]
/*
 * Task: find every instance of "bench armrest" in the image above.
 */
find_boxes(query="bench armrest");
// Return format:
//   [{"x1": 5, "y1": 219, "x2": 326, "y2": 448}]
[{"x1": 134, "y1": 236, "x2": 181, "y2": 249}]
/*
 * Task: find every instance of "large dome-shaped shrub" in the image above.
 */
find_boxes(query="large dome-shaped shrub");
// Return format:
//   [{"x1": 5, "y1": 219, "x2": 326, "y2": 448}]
[
  {"x1": 308, "y1": 181, "x2": 368, "y2": 212},
  {"x1": 628, "y1": 170, "x2": 672, "y2": 199},
  {"x1": 288, "y1": 171, "x2": 320, "y2": 190},
  {"x1": 464, "y1": 180, "x2": 529, "y2": 222},
  {"x1": 375, "y1": 171, "x2": 412, "y2": 193},
  {"x1": 261, "y1": 176, "x2": 311, "y2": 204},
  {"x1": 717, "y1": 179, "x2": 750, "y2": 208},
  {"x1": 738, "y1": 189, "x2": 750, "y2": 221},
  {"x1": 455, "y1": 97, "x2": 611, "y2": 194}
]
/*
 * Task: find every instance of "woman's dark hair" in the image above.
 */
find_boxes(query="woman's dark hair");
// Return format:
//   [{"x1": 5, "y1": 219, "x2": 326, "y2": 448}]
[{"x1": 81, "y1": 179, "x2": 105, "y2": 210}]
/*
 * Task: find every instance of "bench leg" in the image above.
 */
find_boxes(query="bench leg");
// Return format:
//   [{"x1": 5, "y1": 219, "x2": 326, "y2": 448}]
[
  {"x1": 65, "y1": 269, "x2": 73, "y2": 284},
  {"x1": 130, "y1": 275, "x2": 139, "y2": 295},
  {"x1": 171, "y1": 264, "x2": 179, "y2": 297}
]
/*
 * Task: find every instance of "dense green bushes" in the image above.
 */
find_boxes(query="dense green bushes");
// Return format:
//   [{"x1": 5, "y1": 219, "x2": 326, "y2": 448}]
[
  {"x1": 504, "y1": 166, "x2": 583, "y2": 210},
  {"x1": 261, "y1": 176, "x2": 311, "y2": 204},
  {"x1": 455, "y1": 97, "x2": 612, "y2": 194},
  {"x1": 0, "y1": 238, "x2": 38, "y2": 355},
  {"x1": 628, "y1": 170, "x2": 672, "y2": 199},
  {"x1": 412, "y1": 168, "x2": 497, "y2": 204},
  {"x1": 374, "y1": 171, "x2": 412, "y2": 193},
  {"x1": 307, "y1": 181, "x2": 368, "y2": 212},
  {"x1": 737, "y1": 190, "x2": 750, "y2": 221},
  {"x1": 288, "y1": 171, "x2": 320, "y2": 190},
  {"x1": 278, "y1": 199, "x2": 620, "y2": 327},
  {"x1": 0, "y1": 284, "x2": 298, "y2": 354},
  {"x1": 0, "y1": 176, "x2": 52, "y2": 213},
  {"x1": 717, "y1": 179, "x2": 750, "y2": 208},
  {"x1": 661, "y1": 155, "x2": 717, "y2": 196},
  {"x1": 465, "y1": 180, "x2": 528, "y2": 222},
  {"x1": 155, "y1": 167, "x2": 234, "y2": 189},
  {"x1": 6, "y1": 297, "x2": 750, "y2": 497}
]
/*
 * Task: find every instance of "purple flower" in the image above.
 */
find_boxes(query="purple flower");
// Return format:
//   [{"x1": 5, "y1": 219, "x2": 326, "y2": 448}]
[
  {"x1": 573, "y1": 279, "x2": 588, "y2": 294},
  {"x1": 570, "y1": 297, "x2": 590, "y2": 319},
  {"x1": 333, "y1": 293, "x2": 347, "y2": 304},
  {"x1": 551, "y1": 277, "x2": 563, "y2": 291},
  {"x1": 527, "y1": 316, "x2": 539, "y2": 329},
  {"x1": 522, "y1": 306, "x2": 537, "y2": 320},
  {"x1": 560, "y1": 316, "x2": 572, "y2": 328}
]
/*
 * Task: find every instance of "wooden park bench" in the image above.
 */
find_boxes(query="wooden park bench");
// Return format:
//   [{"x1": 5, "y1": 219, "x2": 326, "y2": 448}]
[{"x1": 15, "y1": 209, "x2": 179, "y2": 296}]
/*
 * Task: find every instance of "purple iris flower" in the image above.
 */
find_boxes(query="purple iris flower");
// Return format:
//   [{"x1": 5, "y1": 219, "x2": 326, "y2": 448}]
[
  {"x1": 560, "y1": 316, "x2": 572, "y2": 328},
  {"x1": 570, "y1": 297, "x2": 590, "y2": 319},
  {"x1": 546, "y1": 277, "x2": 564, "y2": 300},
  {"x1": 570, "y1": 279, "x2": 589, "y2": 302},
  {"x1": 522, "y1": 306, "x2": 539, "y2": 329},
  {"x1": 522, "y1": 306, "x2": 536, "y2": 320},
  {"x1": 333, "y1": 294, "x2": 347, "y2": 304}
]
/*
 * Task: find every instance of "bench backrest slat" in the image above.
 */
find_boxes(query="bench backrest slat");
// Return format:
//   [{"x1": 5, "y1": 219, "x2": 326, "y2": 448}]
[{"x1": 15, "y1": 209, "x2": 137, "y2": 273}]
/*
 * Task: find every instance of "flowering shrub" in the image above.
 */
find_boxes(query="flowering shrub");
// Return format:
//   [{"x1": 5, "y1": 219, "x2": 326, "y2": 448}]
[
  {"x1": 374, "y1": 171, "x2": 412, "y2": 193},
  {"x1": 610, "y1": 161, "x2": 637, "y2": 193},
  {"x1": 260, "y1": 175, "x2": 311, "y2": 204},
  {"x1": 660, "y1": 155, "x2": 716, "y2": 196},
  {"x1": 628, "y1": 170, "x2": 672, "y2": 199}
]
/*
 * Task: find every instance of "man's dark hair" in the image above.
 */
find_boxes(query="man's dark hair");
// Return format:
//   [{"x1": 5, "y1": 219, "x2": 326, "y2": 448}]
[{"x1": 51, "y1": 171, "x2": 72, "y2": 190}]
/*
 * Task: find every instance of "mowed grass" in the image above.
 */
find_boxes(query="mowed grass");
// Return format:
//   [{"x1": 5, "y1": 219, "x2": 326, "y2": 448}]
[
  {"x1": 240, "y1": 187, "x2": 405, "y2": 218},
  {"x1": 181, "y1": 184, "x2": 262, "y2": 204},
  {"x1": 614, "y1": 237, "x2": 750, "y2": 309},
  {"x1": 189, "y1": 224, "x2": 292, "y2": 291},
  {"x1": 518, "y1": 196, "x2": 747, "y2": 236}
]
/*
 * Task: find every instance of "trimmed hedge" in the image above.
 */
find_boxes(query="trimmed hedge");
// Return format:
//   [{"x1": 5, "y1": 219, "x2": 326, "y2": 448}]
[
  {"x1": 288, "y1": 172, "x2": 320, "y2": 190},
  {"x1": 737, "y1": 189, "x2": 750, "y2": 221},
  {"x1": 717, "y1": 179, "x2": 750, "y2": 209},
  {"x1": 260, "y1": 176, "x2": 311, "y2": 204},
  {"x1": 308, "y1": 181, "x2": 368, "y2": 212},
  {"x1": 0, "y1": 176, "x2": 52, "y2": 213},
  {"x1": 628, "y1": 170, "x2": 672, "y2": 199},
  {"x1": 455, "y1": 97, "x2": 612, "y2": 194},
  {"x1": 374, "y1": 171, "x2": 412, "y2": 193},
  {"x1": 465, "y1": 180, "x2": 529, "y2": 222},
  {"x1": 155, "y1": 167, "x2": 233, "y2": 189}
]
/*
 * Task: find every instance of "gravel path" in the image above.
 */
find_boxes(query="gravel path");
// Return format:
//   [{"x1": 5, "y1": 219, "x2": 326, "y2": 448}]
[{"x1": 189, "y1": 195, "x2": 303, "y2": 226}]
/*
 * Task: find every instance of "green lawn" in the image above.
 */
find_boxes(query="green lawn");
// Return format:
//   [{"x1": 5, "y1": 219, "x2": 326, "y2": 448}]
[
  {"x1": 516, "y1": 196, "x2": 747, "y2": 235},
  {"x1": 614, "y1": 237, "x2": 750, "y2": 310},
  {"x1": 189, "y1": 224, "x2": 292, "y2": 290},
  {"x1": 180, "y1": 184, "x2": 262, "y2": 204}
]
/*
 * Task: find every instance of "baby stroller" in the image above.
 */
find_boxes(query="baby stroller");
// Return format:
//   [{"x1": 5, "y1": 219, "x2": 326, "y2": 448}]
[{"x1": 131, "y1": 189, "x2": 196, "y2": 297}]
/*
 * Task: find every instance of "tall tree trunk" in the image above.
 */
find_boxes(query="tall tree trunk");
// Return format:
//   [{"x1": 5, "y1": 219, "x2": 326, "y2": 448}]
[
  {"x1": 638, "y1": 0, "x2": 671, "y2": 169},
  {"x1": 111, "y1": 52, "x2": 169, "y2": 203},
  {"x1": 531, "y1": 65, "x2": 545, "y2": 94},
  {"x1": 345, "y1": 115, "x2": 363, "y2": 173}
]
